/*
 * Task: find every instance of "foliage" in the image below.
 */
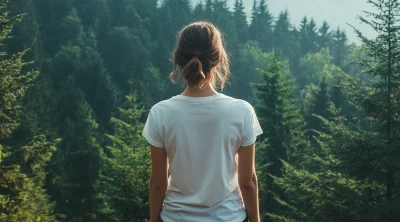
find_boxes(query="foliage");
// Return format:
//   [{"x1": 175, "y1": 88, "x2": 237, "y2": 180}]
[
  {"x1": 0, "y1": 1, "x2": 58, "y2": 220},
  {"x1": 252, "y1": 52, "x2": 308, "y2": 220},
  {"x1": 98, "y1": 95, "x2": 150, "y2": 222},
  {"x1": 269, "y1": 1, "x2": 400, "y2": 221},
  {"x1": 297, "y1": 48, "x2": 334, "y2": 88},
  {"x1": 3, "y1": 0, "x2": 394, "y2": 221}
]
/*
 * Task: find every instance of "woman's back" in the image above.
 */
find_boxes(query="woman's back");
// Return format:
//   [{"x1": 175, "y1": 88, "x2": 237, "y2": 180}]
[
  {"x1": 143, "y1": 93, "x2": 262, "y2": 221},
  {"x1": 143, "y1": 21, "x2": 262, "y2": 222}
]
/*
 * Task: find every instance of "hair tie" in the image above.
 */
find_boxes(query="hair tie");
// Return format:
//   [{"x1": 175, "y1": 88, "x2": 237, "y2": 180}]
[{"x1": 193, "y1": 53, "x2": 202, "y2": 59}]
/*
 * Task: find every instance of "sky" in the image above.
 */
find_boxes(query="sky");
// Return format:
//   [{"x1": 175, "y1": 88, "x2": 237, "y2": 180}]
[{"x1": 190, "y1": 0, "x2": 377, "y2": 44}]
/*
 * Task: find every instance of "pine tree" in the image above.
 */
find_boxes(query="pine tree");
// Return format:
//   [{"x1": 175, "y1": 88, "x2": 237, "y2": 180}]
[
  {"x1": 318, "y1": 20, "x2": 331, "y2": 49},
  {"x1": 307, "y1": 19, "x2": 319, "y2": 53},
  {"x1": 154, "y1": 3, "x2": 174, "y2": 78},
  {"x1": 100, "y1": 2, "x2": 154, "y2": 98},
  {"x1": 273, "y1": 10, "x2": 295, "y2": 59},
  {"x1": 0, "y1": 1, "x2": 57, "y2": 220},
  {"x1": 40, "y1": 8, "x2": 116, "y2": 221},
  {"x1": 290, "y1": 26, "x2": 302, "y2": 78},
  {"x1": 299, "y1": 16, "x2": 318, "y2": 56},
  {"x1": 298, "y1": 17, "x2": 319, "y2": 56},
  {"x1": 331, "y1": 28, "x2": 348, "y2": 68},
  {"x1": 98, "y1": 94, "x2": 150, "y2": 221},
  {"x1": 211, "y1": 0, "x2": 237, "y2": 50},
  {"x1": 44, "y1": 69, "x2": 105, "y2": 221},
  {"x1": 252, "y1": 52, "x2": 307, "y2": 220},
  {"x1": 51, "y1": 8, "x2": 118, "y2": 128},
  {"x1": 349, "y1": 0, "x2": 400, "y2": 205},
  {"x1": 32, "y1": 0, "x2": 74, "y2": 56},
  {"x1": 101, "y1": 0, "x2": 162, "y2": 104},
  {"x1": 48, "y1": 94, "x2": 104, "y2": 221},
  {"x1": 311, "y1": 75, "x2": 332, "y2": 123},
  {"x1": 306, "y1": 72, "x2": 334, "y2": 143},
  {"x1": 330, "y1": 83, "x2": 357, "y2": 123},
  {"x1": 249, "y1": 0, "x2": 274, "y2": 51},
  {"x1": 249, "y1": 0, "x2": 258, "y2": 36},
  {"x1": 233, "y1": 0, "x2": 249, "y2": 44},
  {"x1": 256, "y1": 0, "x2": 273, "y2": 51},
  {"x1": 298, "y1": 16, "x2": 309, "y2": 56},
  {"x1": 5, "y1": 0, "x2": 41, "y2": 62}
]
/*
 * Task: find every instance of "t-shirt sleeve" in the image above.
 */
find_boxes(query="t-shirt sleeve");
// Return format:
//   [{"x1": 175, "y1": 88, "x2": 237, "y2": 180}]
[
  {"x1": 241, "y1": 105, "x2": 263, "y2": 147},
  {"x1": 142, "y1": 109, "x2": 164, "y2": 148}
]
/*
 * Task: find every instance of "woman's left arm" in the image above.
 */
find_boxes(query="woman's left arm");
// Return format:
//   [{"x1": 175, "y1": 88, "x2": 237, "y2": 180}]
[{"x1": 150, "y1": 145, "x2": 168, "y2": 222}]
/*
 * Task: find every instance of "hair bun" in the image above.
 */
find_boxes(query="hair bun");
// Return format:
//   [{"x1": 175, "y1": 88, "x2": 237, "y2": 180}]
[
  {"x1": 182, "y1": 57, "x2": 206, "y2": 85},
  {"x1": 169, "y1": 21, "x2": 230, "y2": 89}
]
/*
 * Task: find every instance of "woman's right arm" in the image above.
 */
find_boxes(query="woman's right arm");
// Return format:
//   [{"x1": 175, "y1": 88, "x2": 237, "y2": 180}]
[
  {"x1": 238, "y1": 143, "x2": 260, "y2": 222},
  {"x1": 149, "y1": 145, "x2": 168, "y2": 222}
]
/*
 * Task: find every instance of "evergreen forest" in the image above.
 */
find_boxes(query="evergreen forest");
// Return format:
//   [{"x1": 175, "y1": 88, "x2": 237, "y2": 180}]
[{"x1": 0, "y1": 0, "x2": 399, "y2": 221}]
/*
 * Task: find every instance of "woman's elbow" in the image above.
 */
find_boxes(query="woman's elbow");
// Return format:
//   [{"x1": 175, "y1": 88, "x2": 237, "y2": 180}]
[{"x1": 239, "y1": 171, "x2": 258, "y2": 188}]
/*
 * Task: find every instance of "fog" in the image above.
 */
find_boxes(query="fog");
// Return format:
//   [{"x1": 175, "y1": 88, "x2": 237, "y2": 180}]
[{"x1": 191, "y1": 0, "x2": 376, "y2": 43}]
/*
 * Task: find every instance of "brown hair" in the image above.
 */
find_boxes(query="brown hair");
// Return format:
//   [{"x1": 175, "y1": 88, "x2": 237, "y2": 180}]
[{"x1": 170, "y1": 21, "x2": 230, "y2": 90}]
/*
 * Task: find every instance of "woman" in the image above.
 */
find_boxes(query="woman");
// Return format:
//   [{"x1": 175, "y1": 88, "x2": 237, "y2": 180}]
[{"x1": 142, "y1": 21, "x2": 263, "y2": 222}]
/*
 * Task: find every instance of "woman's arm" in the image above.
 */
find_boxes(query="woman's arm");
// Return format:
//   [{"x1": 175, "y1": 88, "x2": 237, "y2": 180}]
[
  {"x1": 150, "y1": 145, "x2": 168, "y2": 222},
  {"x1": 238, "y1": 143, "x2": 260, "y2": 222}
]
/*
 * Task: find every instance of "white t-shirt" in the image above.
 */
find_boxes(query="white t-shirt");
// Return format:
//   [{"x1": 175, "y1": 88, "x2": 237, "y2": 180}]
[{"x1": 142, "y1": 93, "x2": 263, "y2": 222}]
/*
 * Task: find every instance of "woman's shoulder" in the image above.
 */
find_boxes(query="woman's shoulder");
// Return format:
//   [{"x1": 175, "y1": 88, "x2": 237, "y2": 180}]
[
  {"x1": 148, "y1": 95, "x2": 184, "y2": 114},
  {"x1": 219, "y1": 94, "x2": 254, "y2": 110},
  {"x1": 149, "y1": 99, "x2": 172, "y2": 113}
]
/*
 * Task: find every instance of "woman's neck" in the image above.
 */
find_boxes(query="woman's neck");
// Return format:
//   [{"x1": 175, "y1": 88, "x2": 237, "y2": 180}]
[{"x1": 181, "y1": 84, "x2": 218, "y2": 97}]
